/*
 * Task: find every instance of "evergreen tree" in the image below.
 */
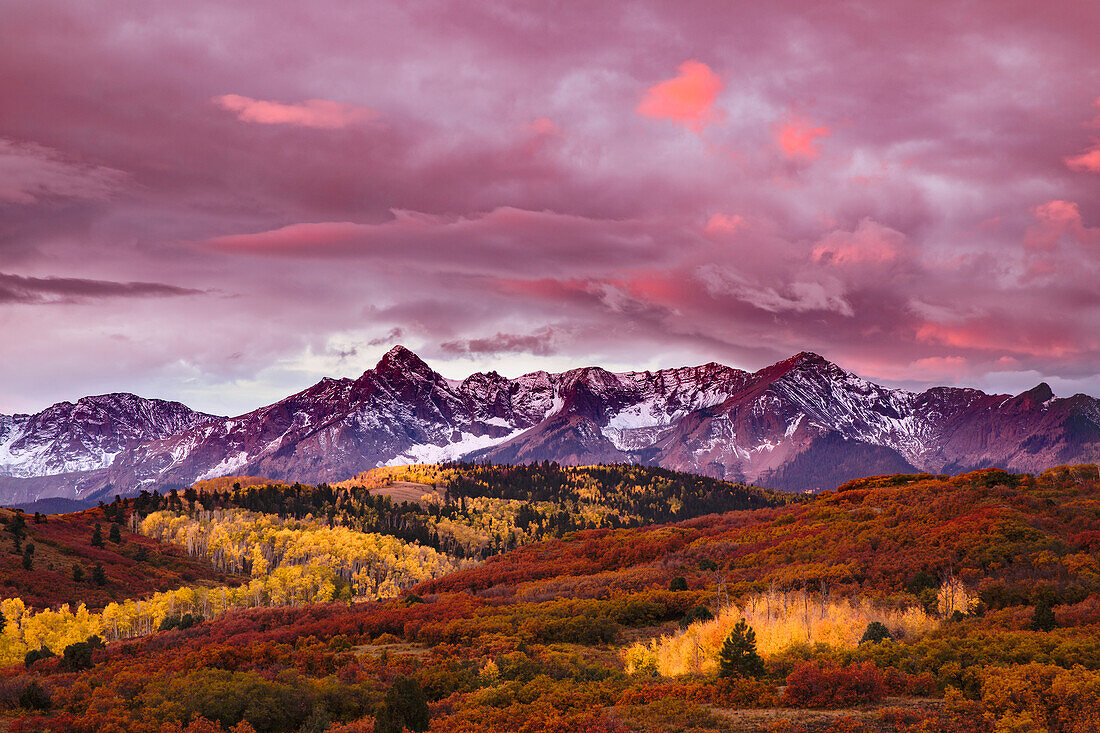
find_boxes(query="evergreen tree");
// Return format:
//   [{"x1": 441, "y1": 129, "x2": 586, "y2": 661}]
[
  {"x1": 717, "y1": 619, "x2": 765, "y2": 679},
  {"x1": 24, "y1": 646, "x2": 55, "y2": 668},
  {"x1": 91, "y1": 562, "x2": 107, "y2": 586},
  {"x1": 109, "y1": 523, "x2": 122, "y2": 543},
  {"x1": 72, "y1": 564, "x2": 84, "y2": 582},
  {"x1": 680, "y1": 605, "x2": 715, "y2": 629},
  {"x1": 18, "y1": 679, "x2": 51, "y2": 711},
  {"x1": 303, "y1": 703, "x2": 331, "y2": 733},
  {"x1": 375, "y1": 675, "x2": 430, "y2": 733},
  {"x1": 860, "y1": 621, "x2": 893, "y2": 644},
  {"x1": 62, "y1": 640, "x2": 96, "y2": 671},
  {"x1": 669, "y1": 576, "x2": 688, "y2": 591},
  {"x1": 91, "y1": 523, "x2": 104, "y2": 548},
  {"x1": 21, "y1": 548, "x2": 32, "y2": 570},
  {"x1": 1030, "y1": 600, "x2": 1058, "y2": 632}
]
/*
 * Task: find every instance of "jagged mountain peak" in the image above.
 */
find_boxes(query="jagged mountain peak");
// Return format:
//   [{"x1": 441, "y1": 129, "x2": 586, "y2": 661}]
[
  {"x1": 374, "y1": 344, "x2": 434, "y2": 375},
  {"x1": 1017, "y1": 382, "x2": 1055, "y2": 403},
  {"x1": 5, "y1": 347, "x2": 1100, "y2": 502},
  {"x1": 768, "y1": 350, "x2": 839, "y2": 376}
]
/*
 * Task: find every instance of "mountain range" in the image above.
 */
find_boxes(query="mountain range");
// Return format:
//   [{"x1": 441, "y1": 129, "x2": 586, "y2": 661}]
[{"x1": 2, "y1": 345, "x2": 1099, "y2": 505}]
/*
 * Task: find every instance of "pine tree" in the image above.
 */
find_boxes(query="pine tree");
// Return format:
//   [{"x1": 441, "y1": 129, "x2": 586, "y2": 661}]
[
  {"x1": 860, "y1": 621, "x2": 893, "y2": 644},
  {"x1": 376, "y1": 675, "x2": 430, "y2": 733},
  {"x1": 718, "y1": 618, "x2": 765, "y2": 678},
  {"x1": 18, "y1": 679, "x2": 51, "y2": 711},
  {"x1": 91, "y1": 563, "x2": 107, "y2": 586},
  {"x1": 109, "y1": 523, "x2": 122, "y2": 544},
  {"x1": 91, "y1": 523, "x2": 104, "y2": 548},
  {"x1": 72, "y1": 564, "x2": 84, "y2": 582},
  {"x1": 1030, "y1": 600, "x2": 1058, "y2": 632}
]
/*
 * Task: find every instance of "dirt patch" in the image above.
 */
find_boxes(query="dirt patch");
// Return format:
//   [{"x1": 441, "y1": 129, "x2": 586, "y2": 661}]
[
  {"x1": 353, "y1": 642, "x2": 430, "y2": 658},
  {"x1": 710, "y1": 697, "x2": 942, "y2": 732},
  {"x1": 368, "y1": 481, "x2": 442, "y2": 504}
]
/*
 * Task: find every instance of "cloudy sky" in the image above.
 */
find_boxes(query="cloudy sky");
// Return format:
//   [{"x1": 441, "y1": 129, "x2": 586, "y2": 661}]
[{"x1": 1, "y1": 0, "x2": 1099, "y2": 417}]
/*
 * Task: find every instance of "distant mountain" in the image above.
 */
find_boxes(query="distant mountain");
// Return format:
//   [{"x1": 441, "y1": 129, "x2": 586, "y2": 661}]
[
  {"x1": 0, "y1": 394, "x2": 218, "y2": 504},
  {"x1": 2, "y1": 346, "x2": 1099, "y2": 503}
]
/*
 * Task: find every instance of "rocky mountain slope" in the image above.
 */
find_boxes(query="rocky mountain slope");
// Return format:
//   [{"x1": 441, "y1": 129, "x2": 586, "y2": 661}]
[
  {"x1": 3, "y1": 346, "x2": 1099, "y2": 503},
  {"x1": 0, "y1": 394, "x2": 218, "y2": 504}
]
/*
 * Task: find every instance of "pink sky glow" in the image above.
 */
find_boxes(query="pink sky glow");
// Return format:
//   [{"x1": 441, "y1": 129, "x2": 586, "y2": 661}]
[{"x1": 1, "y1": 1, "x2": 1099, "y2": 416}]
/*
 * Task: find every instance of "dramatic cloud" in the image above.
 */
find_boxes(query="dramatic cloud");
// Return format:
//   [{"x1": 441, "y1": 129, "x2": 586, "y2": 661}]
[
  {"x1": 204, "y1": 207, "x2": 689, "y2": 277},
  {"x1": 637, "y1": 61, "x2": 724, "y2": 132},
  {"x1": 214, "y1": 95, "x2": 378, "y2": 128},
  {"x1": 0, "y1": 138, "x2": 125, "y2": 204},
  {"x1": 0, "y1": 272, "x2": 201, "y2": 305},
  {"x1": 1, "y1": 0, "x2": 1099, "y2": 414}
]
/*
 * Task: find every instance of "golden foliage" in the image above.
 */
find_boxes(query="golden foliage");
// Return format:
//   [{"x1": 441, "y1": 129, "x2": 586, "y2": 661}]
[
  {"x1": 622, "y1": 591, "x2": 937, "y2": 676},
  {"x1": 137, "y1": 509, "x2": 470, "y2": 599}
]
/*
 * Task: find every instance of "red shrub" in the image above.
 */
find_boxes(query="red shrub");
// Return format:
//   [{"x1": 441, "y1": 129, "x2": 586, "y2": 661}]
[{"x1": 783, "y1": 661, "x2": 886, "y2": 708}]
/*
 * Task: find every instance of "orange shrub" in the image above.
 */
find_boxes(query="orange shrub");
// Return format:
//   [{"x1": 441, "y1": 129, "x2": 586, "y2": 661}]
[{"x1": 714, "y1": 676, "x2": 779, "y2": 708}]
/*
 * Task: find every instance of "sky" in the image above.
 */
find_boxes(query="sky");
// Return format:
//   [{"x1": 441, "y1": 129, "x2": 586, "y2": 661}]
[{"x1": 1, "y1": 0, "x2": 1099, "y2": 417}]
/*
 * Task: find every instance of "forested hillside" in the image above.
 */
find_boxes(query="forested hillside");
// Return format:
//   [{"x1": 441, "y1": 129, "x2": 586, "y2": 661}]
[
  {"x1": 0, "y1": 464, "x2": 784, "y2": 677},
  {"x1": 0, "y1": 504, "x2": 239, "y2": 610},
  {"x1": 134, "y1": 463, "x2": 791, "y2": 560},
  {"x1": 2, "y1": 465, "x2": 1100, "y2": 731}
]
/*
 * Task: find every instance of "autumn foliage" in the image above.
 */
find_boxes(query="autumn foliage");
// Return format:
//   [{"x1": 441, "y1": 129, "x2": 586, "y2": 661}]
[{"x1": 1, "y1": 464, "x2": 1100, "y2": 731}]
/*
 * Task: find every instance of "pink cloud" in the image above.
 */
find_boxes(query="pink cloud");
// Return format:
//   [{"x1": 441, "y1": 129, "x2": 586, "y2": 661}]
[
  {"x1": 203, "y1": 207, "x2": 687, "y2": 278},
  {"x1": 704, "y1": 213, "x2": 745, "y2": 235},
  {"x1": 206, "y1": 221, "x2": 366, "y2": 252},
  {"x1": 1064, "y1": 97, "x2": 1100, "y2": 172},
  {"x1": 776, "y1": 115, "x2": 831, "y2": 159},
  {"x1": 528, "y1": 117, "x2": 561, "y2": 136},
  {"x1": 915, "y1": 321, "x2": 1081, "y2": 358},
  {"x1": 1065, "y1": 142, "x2": 1100, "y2": 172},
  {"x1": 5, "y1": 1, "x2": 1100, "y2": 413},
  {"x1": 1024, "y1": 200, "x2": 1096, "y2": 252},
  {"x1": 214, "y1": 94, "x2": 378, "y2": 129},
  {"x1": 812, "y1": 219, "x2": 905, "y2": 265},
  {"x1": 637, "y1": 60, "x2": 724, "y2": 132}
]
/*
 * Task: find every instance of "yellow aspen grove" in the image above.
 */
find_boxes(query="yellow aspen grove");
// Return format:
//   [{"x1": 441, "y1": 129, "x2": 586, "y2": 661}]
[
  {"x1": 622, "y1": 590, "x2": 938, "y2": 677},
  {"x1": 137, "y1": 509, "x2": 470, "y2": 599}
]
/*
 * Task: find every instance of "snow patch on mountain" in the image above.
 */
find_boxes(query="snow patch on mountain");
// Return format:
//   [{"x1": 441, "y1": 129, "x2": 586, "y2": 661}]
[
  {"x1": 196, "y1": 451, "x2": 251, "y2": 481},
  {"x1": 382, "y1": 428, "x2": 527, "y2": 467}
]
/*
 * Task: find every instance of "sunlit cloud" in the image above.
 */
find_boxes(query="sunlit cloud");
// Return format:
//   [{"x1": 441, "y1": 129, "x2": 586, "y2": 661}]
[
  {"x1": 775, "y1": 115, "x2": 831, "y2": 159},
  {"x1": 704, "y1": 213, "x2": 746, "y2": 235},
  {"x1": 527, "y1": 117, "x2": 562, "y2": 136},
  {"x1": 812, "y1": 219, "x2": 905, "y2": 266},
  {"x1": 1065, "y1": 142, "x2": 1100, "y2": 172},
  {"x1": 214, "y1": 94, "x2": 378, "y2": 129},
  {"x1": 637, "y1": 60, "x2": 724, "y2": 132}
]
